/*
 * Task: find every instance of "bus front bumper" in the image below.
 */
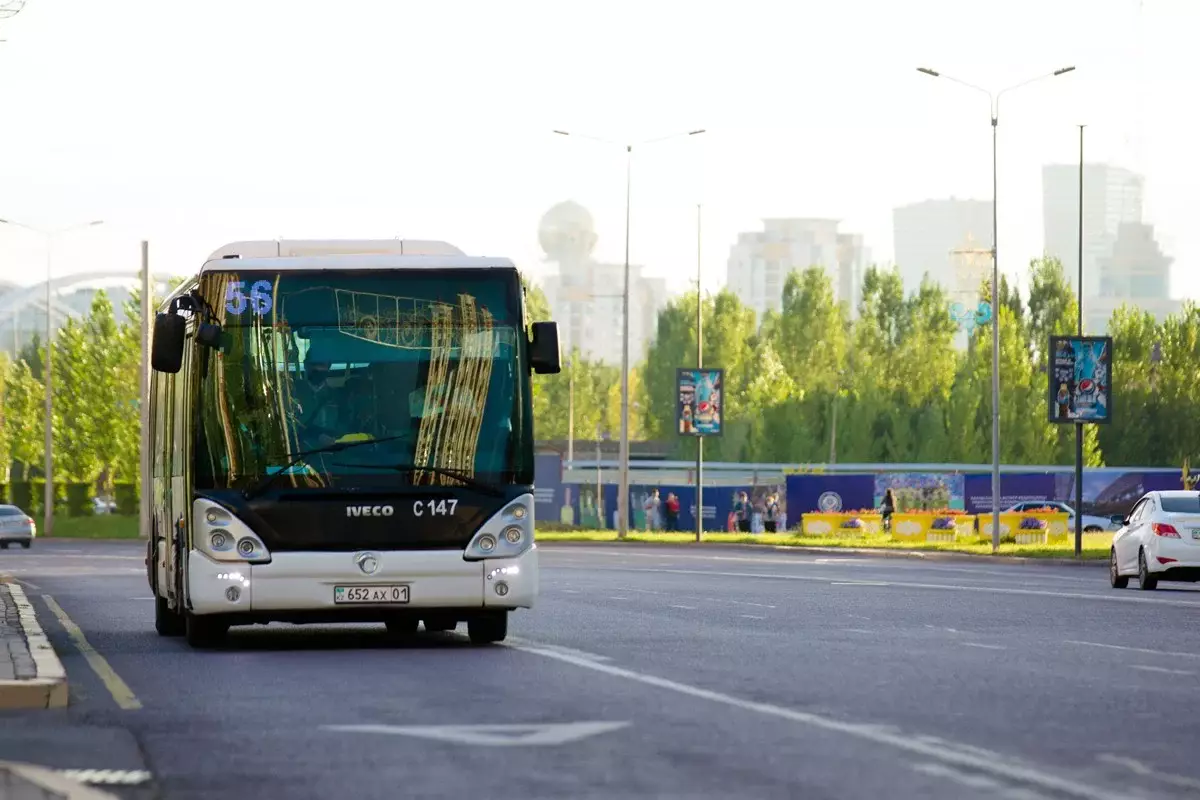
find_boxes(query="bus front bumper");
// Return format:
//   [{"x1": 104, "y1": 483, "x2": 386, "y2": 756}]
[{"x1": 187, "y1": 546, "x2": 538, "y2": 619}]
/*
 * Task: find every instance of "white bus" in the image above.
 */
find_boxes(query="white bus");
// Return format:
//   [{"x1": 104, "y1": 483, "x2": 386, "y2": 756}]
[{"x1": 144, "y1": 239, "x2": 561, "y2": 648}]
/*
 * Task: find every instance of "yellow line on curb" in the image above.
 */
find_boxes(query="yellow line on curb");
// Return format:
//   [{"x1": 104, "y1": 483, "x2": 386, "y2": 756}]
[{"x1": 41, "y1": 594, "x2": 142, "y2": 711}]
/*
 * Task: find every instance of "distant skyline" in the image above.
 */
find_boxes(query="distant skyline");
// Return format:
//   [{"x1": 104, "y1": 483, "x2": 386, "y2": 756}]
[{"x1": 0, "y1": 0, "x2": 1193, "y2": 306}]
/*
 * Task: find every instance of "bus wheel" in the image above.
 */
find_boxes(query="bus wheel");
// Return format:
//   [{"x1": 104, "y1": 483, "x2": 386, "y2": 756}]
[
  {"x1": 467, "y1": 612, "x2": 507, "y2": 645},
  {"x1": 385, "y1": 617, "x2": 418, "y2": 638},
  {"x1": 155, "y1": 595, "x2": 185, "y2": 637},
  {"x1": 185, "y1": 613, "x2": 228, "y2": 648}
]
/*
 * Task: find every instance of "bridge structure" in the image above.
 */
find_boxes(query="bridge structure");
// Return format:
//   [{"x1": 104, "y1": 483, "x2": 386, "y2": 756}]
[{"x1": 0, "y1": 270, "x2": 177, "y2": 356}]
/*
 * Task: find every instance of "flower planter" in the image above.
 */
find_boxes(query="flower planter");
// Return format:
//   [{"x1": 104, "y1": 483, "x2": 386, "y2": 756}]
[
  {"x1": 801, "y1": 512, "x2": 883, "y2": 536},
  {"x1": 979, "y1": 512, "x2": 1070, "y2": 544},
  {"x1": 890, "y1": 512, "x2": 975, "y2": 543}
]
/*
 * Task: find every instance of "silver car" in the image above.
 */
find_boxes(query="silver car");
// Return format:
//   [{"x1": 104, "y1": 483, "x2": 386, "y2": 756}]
[{"x1": 0, "y1": 505, "x2": 36, "y2": 549}]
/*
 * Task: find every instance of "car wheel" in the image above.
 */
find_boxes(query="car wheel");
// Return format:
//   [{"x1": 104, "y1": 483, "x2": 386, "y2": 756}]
[
  {"x1": 467, "y1": 612, "x2": 508, "y2": 645},
  {"x1": 1138, "y1": 549, "x2": 1158, "y2": 591},
  {"x1": 20, "y1": 541, "x2": 30, "y2": 549},
  {"x1": 1110, "y1": 549, "x2": 1129, "y2": 589},
  {"x1": 0, "y1": 543, "x2": 7, "y2": 550}
]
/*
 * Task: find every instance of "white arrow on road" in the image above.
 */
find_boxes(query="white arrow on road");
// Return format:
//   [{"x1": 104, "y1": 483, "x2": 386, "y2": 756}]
[{"x1": 323, "y1": 721, "x2": 628, "y2": 746}]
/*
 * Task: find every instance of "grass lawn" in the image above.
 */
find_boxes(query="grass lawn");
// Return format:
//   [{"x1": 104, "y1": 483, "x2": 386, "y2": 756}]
[
  {"x1": 42, "y1": 515, "x2": 141, "y2": 540},
  {"x1": 536, "y1": 530, "x2": 1113, "y2": 560}
]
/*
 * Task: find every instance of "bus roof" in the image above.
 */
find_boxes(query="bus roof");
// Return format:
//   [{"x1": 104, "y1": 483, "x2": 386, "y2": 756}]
[
  {"x1": 198, "y1": 240, "x2": 517, "y2": 274},
  {"x1": 206, "y1": 239, "x2": 467, "y2": 260}
]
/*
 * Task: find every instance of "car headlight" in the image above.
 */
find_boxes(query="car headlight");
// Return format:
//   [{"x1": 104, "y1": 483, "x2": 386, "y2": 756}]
[
  {"x1": 463, "y1": 496, "x2": 534, "y2": 560},
  {"x1": 193, "y1": 499, "x2": 271, "y2": 564}
]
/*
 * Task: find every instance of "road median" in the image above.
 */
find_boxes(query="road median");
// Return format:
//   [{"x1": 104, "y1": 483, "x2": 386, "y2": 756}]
[
  {"x1": 0, "y1": 581, "x2": 69, "y2": 710},
  {"x1": 536, "y1": 531, "x2": 1109, "y2": 567}
]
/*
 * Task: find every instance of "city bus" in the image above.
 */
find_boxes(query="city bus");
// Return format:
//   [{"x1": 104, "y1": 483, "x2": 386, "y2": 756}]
[{"x1": 144, "y1": 239, "x2": 560, "y2": 648}]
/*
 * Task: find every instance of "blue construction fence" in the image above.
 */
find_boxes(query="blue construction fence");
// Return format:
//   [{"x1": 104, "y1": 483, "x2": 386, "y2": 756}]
[{"x1": 533, "y1": 453, "x2": 1191, "y2": 531}]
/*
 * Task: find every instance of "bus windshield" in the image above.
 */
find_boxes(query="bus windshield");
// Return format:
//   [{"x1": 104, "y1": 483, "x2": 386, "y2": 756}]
[{"x1": 192, "y1": 269, "x2": 529, "y2": 493}]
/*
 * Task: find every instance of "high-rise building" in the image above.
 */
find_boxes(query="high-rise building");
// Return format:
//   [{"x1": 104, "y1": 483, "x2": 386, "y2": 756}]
[
  {"x1": 725, "y1": 218, "x2": 867, "y2": 323},
  {"x1": 536, "y1": 201, "x2": 669, "y2": 366},
  {"x1": 1042, "y1": 163, "x2": 1179, "y2": 333},
  {"x1": 1042, "y1": 163, "x2": 1144, "y2": 300},
  {"x1": 892, "y1": 198, "x2": 993, "y2": 297}
]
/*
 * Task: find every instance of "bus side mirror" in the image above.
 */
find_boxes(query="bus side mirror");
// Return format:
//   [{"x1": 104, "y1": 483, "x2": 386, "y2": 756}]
[
  {"x1": 152, "y1": 312, "x2": 186, "y2": 373},
  {"x1": 529, "y1": 321, "x2": 562, "y2": 374}
]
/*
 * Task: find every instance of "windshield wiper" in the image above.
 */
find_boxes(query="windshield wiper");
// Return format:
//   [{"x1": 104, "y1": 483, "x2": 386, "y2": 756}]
[
  {"x1": 330, "y1": 462, "x2": 506, "y2": 497},
  {"x1": 243, "y1": 434, "x2": 411, "y2": 500}
]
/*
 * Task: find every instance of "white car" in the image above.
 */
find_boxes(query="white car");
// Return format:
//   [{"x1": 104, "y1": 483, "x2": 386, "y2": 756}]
[
  {"x1": 0, "y1": 504, "x2": 36, "y2": 549},
  {"x1": 1004, "y1": 501, "x2": 1116, "y2": 532},
  {"x1": 1110, "y1": 490, "x2": 1200, "y2": 590}
]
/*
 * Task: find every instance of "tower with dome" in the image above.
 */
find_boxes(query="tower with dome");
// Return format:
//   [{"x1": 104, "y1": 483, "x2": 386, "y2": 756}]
[{"x1": 536, "y1": 201, "x2": 667, "y2": 367}]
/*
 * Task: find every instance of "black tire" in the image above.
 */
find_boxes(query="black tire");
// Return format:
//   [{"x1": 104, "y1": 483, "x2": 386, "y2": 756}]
[
  {"x1": 1109, "y1": 549, "x2": 1128, "y2": 589},
  {"x1": 1138, "y1": 549, "x2": 1158, "y2": 591},
  {"x1": 185, "y1": 613, "x2": 228, "y2": 648},
  {"x1": 20, "y1": 541, "x2": 30, "y2": 549},
  {"x1": 468, "y1": 612, "x2": 508, "y2": 645},
  {"x1": 385, "y1": 618, "x2": 419, "y2": 637},
  {"x1": 155, "y1": 595, "x2": 186, "y2": 637},
  {"x1": 0, "y1": 542, "x2": 8, "y2": 550}
]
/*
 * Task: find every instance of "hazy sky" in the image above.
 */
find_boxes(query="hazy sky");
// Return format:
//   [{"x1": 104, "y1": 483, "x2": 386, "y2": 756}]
[{"x1": 0, "y1": 0, "x2": 1194, "y2": 304}]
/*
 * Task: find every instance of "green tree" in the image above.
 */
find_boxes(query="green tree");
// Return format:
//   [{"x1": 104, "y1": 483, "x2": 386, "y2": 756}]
[
  {"x1": 51, "y1": 317, "x2": 100, "y2": 482},
  {"x1": 0, "y1": 352, "x2": 10, "y2": 480},
  {"x1": 3, "y1": 359, "x2": 44, "y2": 480}
]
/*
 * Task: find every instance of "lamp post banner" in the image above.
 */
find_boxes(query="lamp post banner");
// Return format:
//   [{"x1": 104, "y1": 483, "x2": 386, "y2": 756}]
[
  {"x1": 1048, "y1": 335, "x2": 1113, "y2": 424},
  {"x1": 676, "y1": 368, "x2": 723, "y2": 437}
]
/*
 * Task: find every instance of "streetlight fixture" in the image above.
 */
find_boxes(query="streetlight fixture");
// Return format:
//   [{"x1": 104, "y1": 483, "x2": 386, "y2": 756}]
[
  {"x1": 917, "y1": 65, "x2": 1075, "y2": 552},
  {"x1": 552, "y1": 127, "x2": 706, "y2": 538},
  {"x1": 0, "y1": 218, "x2": 105, "y2": 536}
]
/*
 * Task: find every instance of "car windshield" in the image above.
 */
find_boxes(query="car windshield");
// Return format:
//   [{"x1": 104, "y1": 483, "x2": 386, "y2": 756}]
[
  {"x1": 191, "y1": 269, "x2": 529, "y2": 493},
  {"x1": 1158, "y1": 495, "x2": 1200, "y2": 513},
  {"x1": 0, "y1": 506, "x2": 23, "y2": 517}
]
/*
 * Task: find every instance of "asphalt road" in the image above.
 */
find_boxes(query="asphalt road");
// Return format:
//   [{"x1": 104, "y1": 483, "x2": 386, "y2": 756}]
[{"x1": 2, "y1": 539, "x2": 1200, "y2": 800}]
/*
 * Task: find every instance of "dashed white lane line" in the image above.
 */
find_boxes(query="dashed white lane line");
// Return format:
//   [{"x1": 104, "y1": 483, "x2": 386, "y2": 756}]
[
  {"x1": 842, "y1": 629, "x2": 874, "y2": 635},
  {"x1": 669, "y1": 605, "x2": 697, "y2": 610},
  {"x1": 962, "y1": 643, "x2": 1007, "y2": 651},
  {"x1": 1066, "y1": 640, "x2": 1200, "y2": 659},
  {"x1": 609, "y1": 596, "x2": 629, "y2": 601},
  {"x1": 912, "y1": 762, "x2": 1050, "y2": 800},
  {"x1": 506, "y1": 640, "x2": 1129, "y2": 800},
  {"x1": 611, "y1": 585, "x2": 777, "y2": 610},
  {"x1": 583, "y1": 565, "x2": 1200, "y2": 608},
  {"x1": 740, "y1": 614, "x2": 766, "y2": 620},
  {"x1": 831, "y1": 581, "x2": 890, "y2": 587},
  {"x1": 1130, "y1": 664, "x2": 1194, "y2": 676}
]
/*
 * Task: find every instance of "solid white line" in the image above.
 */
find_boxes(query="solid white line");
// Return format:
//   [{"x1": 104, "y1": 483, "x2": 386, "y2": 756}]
[
  {"x1": 506, "y1": 641, "x2": 1127, "y2": 800},
  {"x1": 1065, "y1": 640, "x2": 1200, "y2": 659},
  {"x1": 1097, "y1": 754, "x2": 1200, "y2": 791},
  {"x1": 1130, "y1": 664, "x2": 1194, "y2": 676},
  {"x1": 962, "y1": 643, "x2": 1006, "y2": 651},
  {"x1": 584, "y1": 566, "x2": 1200, "y2": 608},
  {"x1": 911, "y1": 762, "x2": 1051, "y2": 799}
]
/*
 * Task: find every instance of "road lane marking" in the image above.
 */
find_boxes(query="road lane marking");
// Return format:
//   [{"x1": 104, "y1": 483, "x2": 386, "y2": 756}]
[
  {"x1": 740, "y1": 614, "x2": 766, "y2": 620},
  {"x1": 1065, "y1": 640, "x2": 1200, "y2": 659},
  {"x1": 912, "y1": 762, "x2": 1051, "y2": 800},
  {"x1": 614, "y1": 585, "x2": 777, "y2": 610},
  {"x1": 609, "y1": 596, "x2": 629, "y2": 601},
  {"x1": 1130, "y1": 664, "x2": 1194, "y2": 676},
  {"x1": 669, "y1": 605, "x2": 696, "y2": 610},
  {"x1": 506, "y1": 640, "x2": 1128, "y2": 800},
  {"x1": 506, "y1": 637, "x2": 612, "y2": 662},
  {"x1": 962, "y1": 643, "x2": 1006, "y2": 651},
  {"x1": 42, "y1": 594, "x2": 142, "y2": 710},
  {"x1": 1097, "y1": 754, "x2": 1200, "y2": 791},
  {"x1": 572, "y1": 566, "x2": 1200, "y2": 608},
  {"x1": 323, "y1": 721, "x2": 629, "y2": 746},
  {"x1": 60, "y1": 769, "x2": 152, "y2": 786},
  {"x1": 0, "y1": 573, "x2": 42, "y2": 590},
  {"x1": 831, "y1": 581, "x2": 890, "y2": 586},
  {"x1": 842, "y1": 629, "x2": 874, "y2": 635}
]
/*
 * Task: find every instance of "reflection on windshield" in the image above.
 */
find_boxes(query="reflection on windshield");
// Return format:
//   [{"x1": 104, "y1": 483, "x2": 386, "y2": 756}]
[{"x1": 193, "y1": 270, "x2": 527, "y2": 492}]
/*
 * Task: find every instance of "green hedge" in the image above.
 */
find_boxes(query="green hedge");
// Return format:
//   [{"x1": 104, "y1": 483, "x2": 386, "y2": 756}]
[
  {"x1": 10, "y1": 482, "x2": 33, "y2": 514},
  {"x1": 113, "y1": 482, "x2": 139, "y2": 515},
  {"x1": 0, "y1": 483, "x2": 8, "y2": 505},
  {"x1": 65, "y1": 483, "x2": 93, "y2": 517}
]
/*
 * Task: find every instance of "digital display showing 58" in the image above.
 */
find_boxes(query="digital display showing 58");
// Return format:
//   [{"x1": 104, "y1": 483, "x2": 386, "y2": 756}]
[{"x1": 225, "y1": 280, "x2": 275, "y2": 316}]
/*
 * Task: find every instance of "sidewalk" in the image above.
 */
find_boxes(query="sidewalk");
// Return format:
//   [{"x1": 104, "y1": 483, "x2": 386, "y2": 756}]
[{"x1": 0, "y1": 583, "x2": 68, "y2": 710}]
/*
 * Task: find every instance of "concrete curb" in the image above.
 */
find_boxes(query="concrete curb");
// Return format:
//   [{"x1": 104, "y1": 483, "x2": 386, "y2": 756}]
[
  {"x1": 0, "y1": 761, "x2": 120, "y2": 799},
  {"x1": 0, "y1": 583, "x2": 69, "y2": 710},
  {"x1": 538, "y1": 539, "x2": 1109, "y2": 568}
]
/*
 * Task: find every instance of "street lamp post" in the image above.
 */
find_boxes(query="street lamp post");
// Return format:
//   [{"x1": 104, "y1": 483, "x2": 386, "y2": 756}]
[
  {"x1": 0, "y1": 218, "x2": 104, "y2": 536},
  {"x1": 552, "y1": 128, "x2": 706, "y2": 538},
  {"x1": 916, "y1": 65, "x2": 1075, "y2": 552}
]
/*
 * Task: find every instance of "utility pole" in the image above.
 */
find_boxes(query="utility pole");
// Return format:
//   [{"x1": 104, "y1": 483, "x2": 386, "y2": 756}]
[{"x1": 695, "y1": 203, "x2": 703, "y2": 543}]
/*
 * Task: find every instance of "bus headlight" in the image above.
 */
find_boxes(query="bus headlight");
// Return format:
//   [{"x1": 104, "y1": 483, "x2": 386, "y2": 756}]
[
  {"x1": 463, "y1": 493, "x2": 535, "y2": 561},
  {"x1": 193, "y1": 499, "x2": 272, "y2": 564}
]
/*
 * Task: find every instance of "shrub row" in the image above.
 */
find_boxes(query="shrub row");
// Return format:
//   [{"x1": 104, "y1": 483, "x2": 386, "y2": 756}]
[{"x1": 0, "y1": 481, "x2": 139, "y2": 516}]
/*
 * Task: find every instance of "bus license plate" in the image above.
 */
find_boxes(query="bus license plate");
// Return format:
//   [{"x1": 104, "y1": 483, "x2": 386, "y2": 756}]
[{"x1": 334, "y1": 585, "x2": 409, "y2": 604}]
